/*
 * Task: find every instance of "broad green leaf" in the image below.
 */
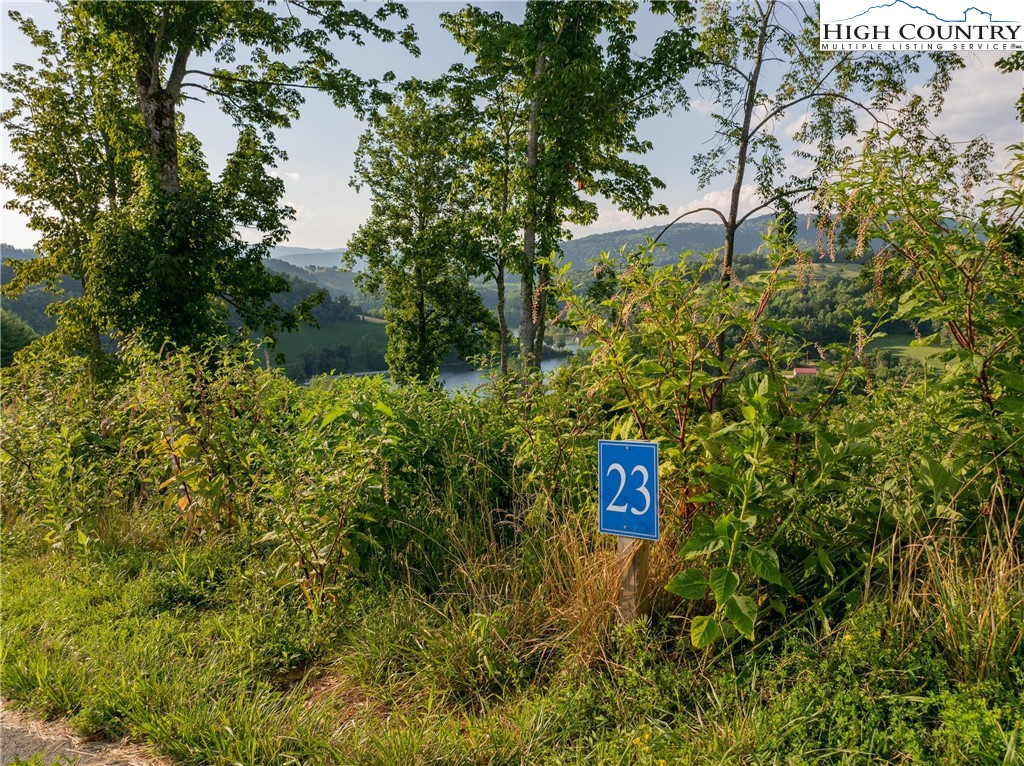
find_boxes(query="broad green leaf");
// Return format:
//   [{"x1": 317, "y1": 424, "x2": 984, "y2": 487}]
[
  {"x1": 665, "y1": 568, "x2": 708, "y2": 600},
  {"x1": 708, "y1": 567, "x2": 739, "y2": 605},
  {"x1": 714, "y1": 514, "x2": 736, "y2": 539},
  {"x1": 690, "y1": 615, "x2": 723, "y2": 648},
  {"x1": 725, "y1": 595, "x2": 757, "y2": 641},
  {"x1": 681, "y1": 516, "x2": 725, "y2": 559},
  {"x1": 746, "y1": 544, "x2": 782, "y2": 585},
  {"x1": 321, "y1": 405, "x2": 346, "y2": 427}
]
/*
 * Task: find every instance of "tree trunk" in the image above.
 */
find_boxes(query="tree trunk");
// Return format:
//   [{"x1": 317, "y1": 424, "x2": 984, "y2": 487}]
[
  {"x1": 77, "y1": 271, "x2": 104, "y2": 369},
  {"x1": 720, "y1": 3, "x2": 769, "y2": 287},
  {"x1": 711, "y1": 3, "x2": 770, "y2": 412},
  {"x1": 520, "y1": 49, "x2": 546, "y2": 370},
  {"x1": 134, "y1": 19, "x2": 192, "y2": 198},
  {"x1": 135, "y1": 84, "x2": 180, "y2": 196},
  {"x1": 496, "y1": 259, "x2": 508, "y2": 374},
  {"x1": 415, "y1": 262, "x2": 427, "y2": 380},
  {"x1": 497, "y1": 150, "x2": 511, "y2": 375},
  {"x1": 533, "y1": 261, "x2": 549, "y2": 364}
]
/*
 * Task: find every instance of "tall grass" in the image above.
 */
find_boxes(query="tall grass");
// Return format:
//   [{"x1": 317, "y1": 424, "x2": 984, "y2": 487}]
[{"x1": 888, "y1": 511, "x2": 1024, "y2": 686}]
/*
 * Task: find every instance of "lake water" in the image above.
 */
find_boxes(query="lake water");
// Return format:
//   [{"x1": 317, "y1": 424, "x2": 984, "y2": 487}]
[{"x1": 439, "y1": 356, "x2": 570, "y2": 392}]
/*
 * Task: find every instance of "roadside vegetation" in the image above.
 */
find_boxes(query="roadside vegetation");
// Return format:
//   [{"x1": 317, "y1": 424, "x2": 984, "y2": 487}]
[{"x1": 4, "y1": 149, "x2": 1022, "y2": 764}]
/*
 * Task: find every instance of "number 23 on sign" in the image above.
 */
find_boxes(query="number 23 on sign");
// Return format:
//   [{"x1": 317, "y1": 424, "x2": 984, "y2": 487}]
[{"x1": 598, "y1": 440, "x2": 659, "y2": 541}]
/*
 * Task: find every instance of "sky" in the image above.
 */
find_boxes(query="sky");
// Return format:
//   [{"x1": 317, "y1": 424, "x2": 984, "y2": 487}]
[{"x1": 1, "y1": 1, "x2": 1022, "y2": 252}]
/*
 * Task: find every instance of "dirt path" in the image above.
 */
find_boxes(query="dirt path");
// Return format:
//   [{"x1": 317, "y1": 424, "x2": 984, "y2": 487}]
[{"x1": 1, "y1": 702, "x2": 169, "y2": 766}]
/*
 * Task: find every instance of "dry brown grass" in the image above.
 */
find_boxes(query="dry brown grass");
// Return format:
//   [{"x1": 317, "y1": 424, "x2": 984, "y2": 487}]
[{"x1": 888, "y1": 508, "x2": 1024, "y2": 684}]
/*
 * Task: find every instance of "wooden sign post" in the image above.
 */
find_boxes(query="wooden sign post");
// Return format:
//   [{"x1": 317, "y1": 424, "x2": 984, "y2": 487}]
[
  {"x1": 598, "y1": 440, "x2": 659, "y2": 624},
  {"x1": 617, "y1": 536, "x2": 650, "y2": 623}
]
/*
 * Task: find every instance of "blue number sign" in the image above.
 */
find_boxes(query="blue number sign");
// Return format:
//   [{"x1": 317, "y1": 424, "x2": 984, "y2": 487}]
[{"x1": 598, "y1": 440, "x2": 659, "y2": 540}]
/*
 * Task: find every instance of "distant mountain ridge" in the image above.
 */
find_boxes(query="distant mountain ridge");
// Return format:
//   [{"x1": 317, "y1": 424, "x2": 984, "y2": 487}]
[
  {"x1": 4, "y1": 214, "x2": 814, "y2": 326},
  {"x1": 267, "y1": 212, "x2": 814, "y2": 270},
  {"x1": 5, "y1": 213, "x2": 809, "y2": 273},
  {"x1": 558, "y1": 213, "x2": 814, "y2": 267},
  {"x1": 0, "y1": 244, "x2": 36, "y2": 261},
  {"x1": 269, "y1": 247, "x2": 348, "y2": 269}
]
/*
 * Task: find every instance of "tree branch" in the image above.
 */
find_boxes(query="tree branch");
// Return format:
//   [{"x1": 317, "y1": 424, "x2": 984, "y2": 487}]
[
  {"x1": 653, "y1": 207, "x2": 728, "y2": 244},
  {"x1": 735, "y1": 201, "x2": 776, "y2": 227},
  {"x1": 185, "y1": 69, "x2": 324, "y2": 92},
  {"x1": 167, "y1": 40, "x2": 193, "y2": 97},
  {"x1": 181, "y1": 82, "x2": 227, "y2": 99},
  {"x1": 749, "y1": 90, "x2": 886, "y2": 138}
]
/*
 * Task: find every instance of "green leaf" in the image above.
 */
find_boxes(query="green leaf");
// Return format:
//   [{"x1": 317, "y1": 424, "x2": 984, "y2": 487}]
[
  {"x1": 714, "y1": 514, "x2": 737, "y2": 539},
  {"x1": 746, "y1": 544, "x2": 782, "y2": 585},
  {"x1": 680, "y1": 515, "x2": 725, "y2": 559},
  {"x1": 666, "y1": 569, "x2": 708, "y2": 600},
  {"x1": 373, "y1": 401, "x2": 394, "y2": 418},
  {"x1": 816, "y1": 546, "x2": 835, "y2": 580},
  {"x1": 725, "y1": 595, "x2": 757, "y2": 641},
  {"x1": 690, "y1": 615, "x2": 723, "y2": 648},
  {"x1": 321, "y1": 405, "x2": 346, "y2": 427},
  {"x1": 708, "y1": 567, "x2": 739, "y2": 605}
]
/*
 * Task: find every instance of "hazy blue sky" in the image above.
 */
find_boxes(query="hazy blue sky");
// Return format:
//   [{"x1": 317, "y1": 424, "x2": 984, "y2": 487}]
[{"x1": 2, "y1": 1, "x2": 1021, "y2": 251}]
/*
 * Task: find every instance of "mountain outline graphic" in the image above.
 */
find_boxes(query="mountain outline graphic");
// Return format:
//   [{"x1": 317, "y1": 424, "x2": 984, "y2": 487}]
[{"x1": 829, "y1": 1, "x2": 1016, "y2": 24}]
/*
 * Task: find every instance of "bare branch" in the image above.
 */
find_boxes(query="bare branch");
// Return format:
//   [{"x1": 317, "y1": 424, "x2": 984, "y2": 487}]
[
  {"x1": 749, "y1": 90, "x2": 888, "y2": 138},
  {"x1": 181, "y1": 82, "x2": 226, "y2": 99},
  {"x1": 653, "y1": 207, "x2": 728, "y2": 244},
  {"x1": 735, "y1": 201, "x2": 776, "y2": 227}
]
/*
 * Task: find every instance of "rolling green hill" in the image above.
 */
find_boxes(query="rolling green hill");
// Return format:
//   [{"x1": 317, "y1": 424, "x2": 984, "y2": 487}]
[
  {"x1": 2, "y1": 218, "x2": 859, "y2": 380},
  {"x1": 265, "y1": 317, "x2": 387, "y2": 380}
]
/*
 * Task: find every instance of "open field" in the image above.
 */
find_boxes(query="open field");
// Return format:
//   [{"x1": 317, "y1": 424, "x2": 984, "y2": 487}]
[{"x1": 868, "y1": 332, "x2": 945, "y2": 364}]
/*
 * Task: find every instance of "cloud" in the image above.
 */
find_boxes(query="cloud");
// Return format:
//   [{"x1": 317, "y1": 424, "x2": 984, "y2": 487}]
[
  {"x1": 781, "y1": 112, "x2": 810, "y2": 137},
  {"x1": 691, "y1": 98, "x2": 718, "y2": 115},
  {"x1": 926, "y1": 60, "x2": 1021, "y2": 163},
  {"x1": 282, "y1": 201, "x2": 310, "y2": 219}
]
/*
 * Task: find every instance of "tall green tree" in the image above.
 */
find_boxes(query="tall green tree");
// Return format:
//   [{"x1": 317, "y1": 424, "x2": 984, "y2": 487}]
[
  {"x1": 647, "y1": 0, "x2": 962, "y2": 410},
  {"x1": 346, "y1": 87, "x2": 495, "y2": 384},
  {"x1": 1, "y1": 9, "x2": 138, "y2": 355},
  {"x1": 446, "y1": 59, "x2": 528, "y2": 374},
  {"x1": 2, "y1": 1, "x2": 417, "y2": 352},
  {"x1": 656, "y1": 0, "x2": 962, "y2": 284},
  {"x1": 443, "y1": 1, "x2": 700, "y2": 368}
]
